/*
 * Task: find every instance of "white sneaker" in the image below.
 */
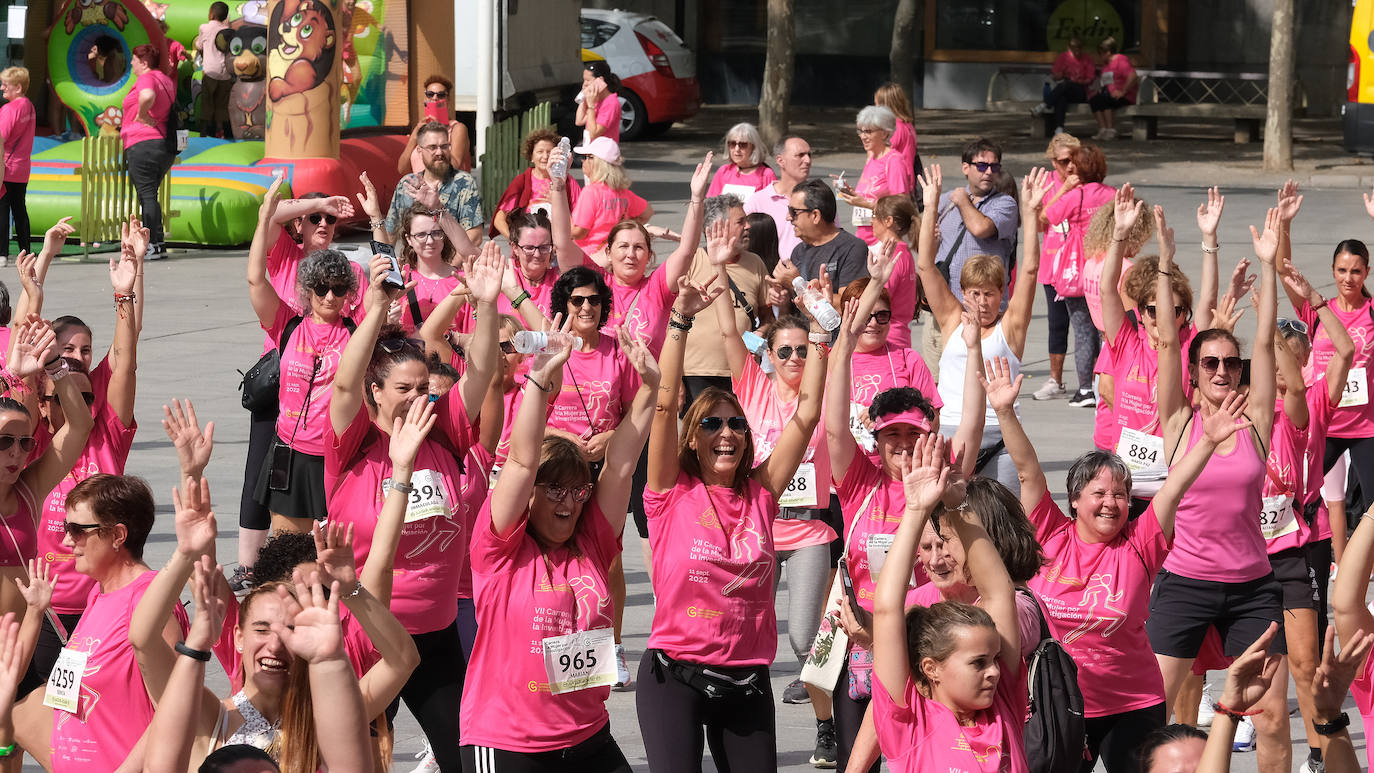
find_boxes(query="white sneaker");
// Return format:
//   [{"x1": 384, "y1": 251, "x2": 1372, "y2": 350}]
[
  {"x1": 1300, "y1": 756, "x2": 1326, "y2": 772},
  {"x1": 1093, "y1": 128, "x2": 1115, "y2": 141},
  {"x1": 407, "y1": 742, "x2": 439, "y2": 773},
  {"x1": 1232, "y1": 716, "x2": 1256, "y2": 752},
  {"x1": 1032, "y1": 377, "x2": 1067, "y2": 401},
  {"x1": 1196, "y1": 689, "x2": 1216, "y2": 728},
  {"x1": 613, "y1": 643, "x2": 633, "y2": 691},
  {"x1": 1030, "y1": 103, "x2": 1049, "y2": 116}
]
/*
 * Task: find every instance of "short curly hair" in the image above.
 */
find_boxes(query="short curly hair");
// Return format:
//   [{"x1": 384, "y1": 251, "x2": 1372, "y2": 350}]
[
  {"x1": 552, "y1": 266, "x2": 612, "y2": 329},
  {"x1": 868, "y1": 386, "x2": 936, "y2": 424},
  {"x1": 295, "y1": 249, "x2": 360, "y2": 311},
  {"x1": 522, "y1": 127, "x2": 560, "y2": 161},
  {"x1": 251, "y1": 532, "x2": 317, "y2": 585}
]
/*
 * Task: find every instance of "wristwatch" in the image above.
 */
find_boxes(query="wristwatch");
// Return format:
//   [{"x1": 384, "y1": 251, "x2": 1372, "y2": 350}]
[{"x1": 1313, "y1": 712, "x2": 1350, "y2": 736}]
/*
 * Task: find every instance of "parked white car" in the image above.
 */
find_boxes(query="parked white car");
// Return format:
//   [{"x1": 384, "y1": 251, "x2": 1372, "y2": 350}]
[{"x1": 580, "y1": 8, "x2": 701, "y2": 140}]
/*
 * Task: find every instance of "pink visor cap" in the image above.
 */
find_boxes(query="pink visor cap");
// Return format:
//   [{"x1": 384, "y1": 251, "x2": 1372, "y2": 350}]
[{"x1": 871, "y1": 409, "x2": 933, "y2": 434}]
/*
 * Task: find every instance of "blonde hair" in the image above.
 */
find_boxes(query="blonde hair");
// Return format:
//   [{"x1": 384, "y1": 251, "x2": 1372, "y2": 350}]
[
  {"x1": 1123, "y1": 255, "x2": 1195, "y2": 322},
  {"x1": 1083, "y1": 194, "x2": 1155, "y2": 258},
  {"x1": 1, "y1": 67, "x2": 28, "y2": 93},
  {"x1": 586, "y1": 156, "x2": 631, "y2": 190},
  {"x1": 960, "y1": 254, "x2": 1006, "y2": 293},
  {"x1": 874, "y1": 82, "x2": 915, "y2": 124},
  {"x1": 1044, "y1": 132, "x2": 1080, "y2": 159}
]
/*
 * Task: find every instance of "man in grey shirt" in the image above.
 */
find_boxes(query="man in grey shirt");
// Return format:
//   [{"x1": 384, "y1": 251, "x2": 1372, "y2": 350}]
[
  {"x1": 782, "y1": 178, "x2": 869, "y2": 304},
  {"x1": 935, "y1": 137, "x2": 1019, "y2": 301}
]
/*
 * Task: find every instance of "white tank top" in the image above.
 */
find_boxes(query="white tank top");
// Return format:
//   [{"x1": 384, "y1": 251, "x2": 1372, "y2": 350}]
[{"x1": 938, "y1": 322, "x2": 1021, "y2": 440}]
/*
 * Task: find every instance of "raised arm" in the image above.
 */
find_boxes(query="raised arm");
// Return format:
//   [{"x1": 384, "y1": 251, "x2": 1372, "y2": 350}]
[
  {"x1": 981, "y1": 357, "x2": 1043, "y2": 513},
  {"x1": 915, "y1": 164, "x2": 961, "y2": 333},
  {"x1": 106, "y1": 219, "x2": 144, "y2": 426},
  {"x1": 648, "y1": 277, "x2": 724, "y2": 492},
  {"x1": 596, "y1": 329, "x2": 661, "y2": 531},
  {"x1": 1100, "y1": 184, "x2": 1143, "y2": 344},
  {"x1": 417, "y1": 281, "x2": 472, "y2": 362},
  {"x1": 1310, "y1": 626, "x2": 1373, "y2": 773},
  {"x1": 705, "y1": 219, "x2": 750, "y2": 380},
  {"x1": 1002, "y1": 168, "x2": 1049, "y2": 357},
  {"x1": 655, "y1": 152, "x2": 713, "y2": 291},
  {"x1": 1198, "y1": 624, "x2": 1281, "y2": 773},
  {"x1": 330, "y1": 256, "x2": 405, "y2": 437},
  {"x1": 247, "y1": 177, "x2": 287, "y2": 328},
  {"x1": 826, "y1": 299, "x2": 863, "y2": 486},
  {"x1": 947, "y1": 479, "x2": 1019, "y2": 673},
  {"x1": 1274, "y1": 329, "x2": 1309, "y2": 430},
  {"x1": 359, "y1": 397, "x2": 437, "y2": 604},
  {"x1": 756, "y1": 275, "x2": 829, "y2": 500},
  {"x1": 22, "y1": 322, "x2": 94, "y2": 499},
  {"x1": 548, "y1": 147, "x2": 589, "y2": 273},
  {"x1": 455, "y1": 243, "x2": 504, "y2": 419},
  {"x1": 951, "y1": 306, "x2": 987, "y2": 478},
  {"x1": 13, "y1": 218, "x2": 74, "y2": 325},
  {"x1": 1153, "y1": 391, "x2": 1251, "y2": 540},
  {"x1": 1193, "y1": 187, "x2": 1224, "y2": 331},
  {"x1": 355, "y1": 172, "x2": 392, "y2": 245},
  {"x1": 1334, "y1": 503, "x2": 1374, "y2": 656},
  {"x1": 1154, "y1": 208, "x2": 1192, "y2": 449},
  {"x1": 1285, "y1": 265, "x2": 1354, "y2": 407},
  {"x1": 1246, "y1": 208, "x2": 1280, "y2": 443},
  {"x1": 1275, "y1": 180, "x2": 1305, "y2": 306}
]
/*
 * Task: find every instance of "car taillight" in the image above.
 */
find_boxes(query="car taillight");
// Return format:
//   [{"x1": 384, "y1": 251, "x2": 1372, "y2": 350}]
[
  {"x1": 1351, "y1": 44, "x2": 1361, "y2": 102},
  {"x1": 636, "y1": 31, "x2": 675, "y2": 78}
]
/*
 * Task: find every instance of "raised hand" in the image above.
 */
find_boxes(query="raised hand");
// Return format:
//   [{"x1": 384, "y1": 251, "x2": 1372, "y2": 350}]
[
  {"x1": 316, "y1": 195, "x2": 356, "y2": 220},
  {"x1": 272, "y1": 571, "x2": 345, "y2": 665},
  {"x1": 1196, "y1": 186, "x2": 1225, "y2": 237},
  {"x1": 12, "y1": 317, "x2": 56, "y2": 379},
  {"x1": 528, "y1": 314, "x2": 576, "y2": 385},
  {"x1": 901, "y1": 432, "x2": 949, "y2": 514},
  {"x1": 1113, "y1": 183, "x2": 1143, "y2": 240},
  {"x1": 1218, "y1": 622, "x2": 1282, "y2": 713},
  {"x1": 13, "y1": 558, "x2": 55, "y2": 612},
  {"x1": 312, "y1": 522, "x2": 358, "y2": 590},
  {"x1": 1275, "y1": 180, "x2": 1302, "y2": 225},
  {"x1": 705, "y1": 217, "x2": 736, "y2": 268},
  {"x1": 1361, "y1": 180, "x2": 1374, "y2": 221},
  {"x1": 619, "y1": 326, "x2": 661, "y2": 388},
  {"x1": 15, "y1": 252, "x2": 39, "y2": 298},
  {"x1": 187, "y1": 555, "x2": 227, "y2": 650},
  {"x1": 960, "y1": 302, "x2": 981, "y2": 345},
  {"x1": 978, "y1": 356, "x2": 1023, "y2": 414},
  {"x1": 404, "y1": 178, "x2": 441, "y2": 212},
  {"x1": 161, "y1": 399, "x2": 215, "y2": 480},
  {"x1": 1312, "y1": 626, "x2": 1374, "y2": 722},
  {"x1": 1153, "y1": 205, "x2": 1175, "y2": 268},
  {"x1": 171, "y1": 476, "x2": 218, "y2": 558},
  {"x1": 1225, "y1": 257, "x2": 1256, "y2": 303},
  {"x1": 119, "y1": 216, "x2": 150, "y2": 267},
  {"x1": 1250, "y1": 207, "x2": 1281, "y2": 265},
  {"x1": 1209, "y1": 293, "x2": 1245, "y2": 334},
  {"x1": 356, "y1": 171, "x2": 383, "y2": 221},
  {"x1": 673, "y1": 274, "x2": 725, "y2": 318},
  {"x1": 1281, "y1": 264, "x2": 1321, "y2": 306},
  {"x1": 464, "y1": 241, "x2": 506, "y2": 305},
  {"x1": 388, "y1": 394, "x2": 437, "y2": 470},
  {"x1": 1202, "y1": 390, "x2": 1253, "y2": 445},
  {"x1": 1021, "y1": 167, "x2": 1050, "y2": 211},
  {"x1": 259, "y1": 174, "x2": 285, "y2": 221},
  {"x1": 867, "y1": 238, "x2": 899, "y2": 286},
  {"x1": 918, "y1": 164, "x2": 943, "y2": 212},
  {"x1": 43, "y1": 216, "x2": 75, "y2": 256},
  {"x1": 689, "y1": 151, "x2": 714, "y2": 201}
]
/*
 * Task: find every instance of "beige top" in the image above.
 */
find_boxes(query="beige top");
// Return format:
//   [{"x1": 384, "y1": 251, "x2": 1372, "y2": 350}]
[{"x1": 683, "y1": 247, "x2": 771, "y2": 378}]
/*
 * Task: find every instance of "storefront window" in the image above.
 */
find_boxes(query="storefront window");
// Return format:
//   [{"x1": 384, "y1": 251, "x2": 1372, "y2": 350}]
[{"x1": 935, "y1": 0, "x2": 1140, "y2": 53}]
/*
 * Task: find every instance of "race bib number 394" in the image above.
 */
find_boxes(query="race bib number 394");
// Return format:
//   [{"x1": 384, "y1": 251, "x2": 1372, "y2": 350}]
[
  {"x1": 382, "y1": 469, "x2": 451, "y2": 523},
  {"x1": 542, "y1": 628, "x2": 616, "y2": 695},
  {"x1": 44, "y1": 648, "x2": 87, "y2": 714}
]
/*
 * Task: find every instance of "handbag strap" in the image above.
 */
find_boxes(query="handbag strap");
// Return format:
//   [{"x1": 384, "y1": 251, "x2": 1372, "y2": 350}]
[
  {"x1": 406, "y1": 287, "x2": 425, "y2": 329},
  {"x1": 725, "y1": 272, "x2": 760, "y2": 330},
  {"x1": 842, "y1": 484, "x2": 881, "y2": 552}
]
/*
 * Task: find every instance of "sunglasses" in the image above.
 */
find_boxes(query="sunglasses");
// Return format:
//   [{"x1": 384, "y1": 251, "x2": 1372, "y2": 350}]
[
  {"x1": 1199, "y1": 355, "x2": 1244, "y2": 373},
  {"x1": 699, "y1": 416, "x2": 749, "y2": 433},
  {"x1": 541, "y1": 482, "x2": 594, "y2": 503},
  {"x1": 499, "y1": 341, "x2": 517, "y2": 355},
  {"x1": 1278, "y1": 317, "x2": 1310, "y2": 336},
  {"x1": 378, "y1": 337, "x2": 424, "y2": 354},
  {"x1": 727, "y1": 140, "x2": 752, "y2": 148},
  {"x1": 970, "y1": 161, "x2": 1003, "y2": 174},
  {"x1": 568, "y1": 295, "x2": 602, "y2": 308},
  {"x1": 312, "y1": 283, "x2": 351, "y2": 298},
  {"x1": 306, "y1": 213, "x2": 338, "y2": 226},
  {"x1": 0, "y1": 435, "x2": 35, "y2": 452},
  {"x1": 518, "y1": 243, "x2": 555, "y2": 256},
  {"x1": 773, "y1": 345, "x2": 808, "y2": 361},
  {"x1": 41, "y1": 393, "x2": 97, "y2": 406},
  {"x1": 62, "y1": 521, "x2": 104, "y2": 539},
  {"x1": 1053, "y1": 157, "x2": 1073, "y2": 167},
  {"x1": 424, "y1": 90, "x2": 448, "y2": 99},
  {"x1": 786, "y1": 206, "x2": 817, "y2": 220},
  {"x1": 866, "y1": 310, "x2": 892, "y2": 325},
  {"x1": 1142, "y1": 304, "x2": 1185, "y2": 319}
]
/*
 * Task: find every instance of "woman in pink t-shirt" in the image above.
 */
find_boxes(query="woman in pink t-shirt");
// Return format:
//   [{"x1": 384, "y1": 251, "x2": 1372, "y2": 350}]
[
  {"x1": 991, "y1": 358, "x2": 1243, "y2": 772},
  {"x1": 839, "y1": 106, "x2": 913, "y2": 246},
  {"x1": 1148, "y1": 205, "x2": 1281, "y2": 717},
  {"x1": 1332, "y1": 505, "x2": 1374, "y2": 771},
  {"x1": 869, "y1": 434, "x2": 1029, "y2": 773},
  {"x1": 11, "y1": 474, "x2": 188, "y2": 772},
  {"x1": 576, "y1": 61, "x2": 622, "y2": 145},
  {"x1": 0, "y1": 67, "x2": 36, "y2": 265},
  {"x1": 496, "y1": 211, "x2": 561, "y2": 319},
  {"x1": 706, "y1": 122, "x2": 776, "y2": 199},
  {"x1": 636, "y1": 277, "x2": 825, "y2": 772},
  {"x1": 119, "y1": 45, "x2": 176, "y2": 254},
  {"x1": 867, "y1": 195, "x2": 920, "y2": 348},
  {"x1": 873, "y1": 82, "x2": 918, "y2": 174},
  {"x1": 491, "y1": 128, "x2": 582, "y2": 239},
  {"x1": 391, "y1": 206, "x2": 463, "y2": 334},
  {"x1": 460, "y1": 326, "x2": 656, "y2": 769},
  {"x1": 1088, "y1": 37, "x2": 1138, "y2": 140},
  {"x1": 569, "y1": 138, "x2": 653, "y2": 255},
  {"x1": 1033, "y1": 133, "x2": 1080, "y2": 399}
]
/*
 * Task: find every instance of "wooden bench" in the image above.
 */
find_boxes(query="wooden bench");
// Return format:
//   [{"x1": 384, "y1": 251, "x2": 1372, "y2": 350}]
[{"x1": 984, "y1": 64, "x2": 1132, "y2": 139}]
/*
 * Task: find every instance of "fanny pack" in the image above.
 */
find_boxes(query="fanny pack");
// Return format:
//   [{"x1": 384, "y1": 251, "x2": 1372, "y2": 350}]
[
  {"x1": 974, "y1": 440, "x2": 1006, "y2": 475},
  {"x1": 778, "y1": 507, "x2": 821, "y2": 521},
  {"x1": 652, "y1": 650, "x2": 765, "y2": 700}
]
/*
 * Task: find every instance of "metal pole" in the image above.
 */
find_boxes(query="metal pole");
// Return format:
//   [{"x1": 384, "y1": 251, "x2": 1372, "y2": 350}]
[{"x1": 474, "y1": 0, "x2": 495, "y2": 175}]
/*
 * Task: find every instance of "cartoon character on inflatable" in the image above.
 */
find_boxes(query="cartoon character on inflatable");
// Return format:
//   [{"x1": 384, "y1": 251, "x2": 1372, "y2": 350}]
[{"x1": 220, "y1": 21, "x2": 268, "y2": 138}]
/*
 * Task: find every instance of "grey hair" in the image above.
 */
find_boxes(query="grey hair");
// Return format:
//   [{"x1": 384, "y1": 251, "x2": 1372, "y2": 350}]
[
  {"x1": 703, "y1": 194, "x2": 744, "y2": 229},
  {"x1": 1066, "y1": 451, "x2": 1133, "y2": 512},
  {"x1": 724, "y1": 122, "x2": 766, "y2": 167},
  {"x1": 856, "y1": 105, "x2": 896, "y2": 134},
  {"x1": 295, "y1": 249, "x2": 360, "y2": 310}
]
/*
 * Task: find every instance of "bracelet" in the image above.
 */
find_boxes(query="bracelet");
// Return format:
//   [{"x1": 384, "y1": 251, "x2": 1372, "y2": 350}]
[
  {"x1": 1314, "y1": 712, "x2": 1352, "y2": 736},
  {"x1": 690, "y1": 198, "x2": 705, "y2": 205},
  {"x1": 670, "y1": 308, "x2": 695, "y2": 323},
  {"x1": 369, "y1": 218, "x2": 385, "y2": 230},
  {"x1": 346, "y1": 581, "x2": 364, "y2": 599},
  {"x1": 0, "y1": 742, "x2": 15, "y2": 758},
  {"x1": 1213, "y1": 701, "x2": 1263, "y2": 719},
  {"x1": 1312, "y1": 297, "x2": 1328, "y2": 312},
  {"x1": 525, "y1": 375, "x2": 553, "y2": 393},
  {"x1": 174, "y1": 641, "x2": 212, "y2": 662},
  {"x1": 511, "y1": 290, "x2": 530, "y2": 309},
  {"x1": 668, "y1": 319, "x2": 693, "y2": 332},
  {"x1": 390, "y1": 480, "x2": 414, "y2": 495},
  {"x1": 41, "y1": 355, "x2": 60, "y2": 369},
  {"x1": 113, "y1": 291, "x2": 136, "y2": 303},
  {"x1": 1201, "y1": 242, "x2": 1220, "y2": 254},
  {"x1": 45, "y1": 358, "x2": 69, "y2": 382},
  {"x1": 808, "y1": 331, "x2": 830, "y2": 343}
]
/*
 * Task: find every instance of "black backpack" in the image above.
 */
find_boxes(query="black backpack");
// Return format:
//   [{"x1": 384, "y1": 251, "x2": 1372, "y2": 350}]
[{"x1": 1018, "y1": 588, "x2": 1087, "y2": 773}]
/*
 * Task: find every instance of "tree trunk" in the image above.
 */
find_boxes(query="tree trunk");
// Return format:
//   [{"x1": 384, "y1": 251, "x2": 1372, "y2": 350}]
[
  {"x1": 1263, "y1": 0, "x2": 1295, "y2": 171},
  {"x1": 759, "y1": 0, "x2": 795, "y2": 148},
  {"x1": 890, "y1": 0, "x2": 920, "y2": 99}
]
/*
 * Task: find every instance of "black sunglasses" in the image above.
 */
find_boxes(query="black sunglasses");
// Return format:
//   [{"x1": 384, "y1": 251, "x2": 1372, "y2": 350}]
[
  {"x1": 499, "y1": 341, "x2": 517, "y2": 355},
  {"x1": 541, "y1": 483, "x2": 594, "y2": 503},
  {"x1": 63, "y1": 521, "x2": 104, "y2": 539},
  {"x1": 867, "y1": 310, "x2": 892, "y2": 325},
  {"x1": 699, "y1": 416, "x2": 749, "y2": 433},
  {"x1": 424, "y1": 90, "x2": 448, "y2": 99},
  {"x1": 1198, "y1": 355, "x2": 1244, "y2": 373},
  {"x1": 378, "y1": 337, "x2": 425, "y2": 353},
  {"x1": 971, "y1": 161, "x2": 1003, "y2": 174},
  {"x1": 306, "y1": 213, "x2": 338, "y2": 226},
  {"x1": 312, "y1": 283, "x2": 351, "y2": 298},
  {"x1": 568, "y1": 295, "x2": 603, "y2": 308},
  {"x1": 41, "y1": 393, "x2": 96, "y2": 406},
  {"x1": 0, "y1": 435, "x2": 34, "y2": 452},
  {"x1": 787, "y1": 206, "x2": 817, "y2": 220},
  {"x1": 774, "y1": 345, "x2": 808, "y2": 361},
  {"x1": 1142, "y1": 304, "x2": 1185, "y2": 319}
]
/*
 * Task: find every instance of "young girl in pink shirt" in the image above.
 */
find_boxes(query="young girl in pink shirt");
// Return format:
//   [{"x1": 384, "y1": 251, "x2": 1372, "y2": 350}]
[
  {"x1": 868, "y1": 196, "x2": 920, "y2": 348},
  {"x1": 874, "y1": 82, "x2": 918, "y2": 174},
  {"x1": 637, "y1": 275, "x2": 825, "y2": 772},
  {"x1": 460, "y1": 325, "x2": 657, "y2": 769}
]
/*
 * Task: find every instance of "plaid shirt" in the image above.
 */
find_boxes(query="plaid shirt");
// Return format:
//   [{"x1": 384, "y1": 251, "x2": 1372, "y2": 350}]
[{"x1": 385, "y1": 169, "x2": 484, "y2": 236}]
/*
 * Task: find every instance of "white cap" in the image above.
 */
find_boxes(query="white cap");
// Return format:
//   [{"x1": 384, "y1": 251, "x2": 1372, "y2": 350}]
[{"x1": 572, "y1": 136, "x2": 621, "y2": 165}]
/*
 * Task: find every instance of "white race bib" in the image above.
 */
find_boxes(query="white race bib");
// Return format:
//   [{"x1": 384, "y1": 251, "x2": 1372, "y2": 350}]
[
  {"x1": 778, "y1": 462, "x2": 819, "y2": 509},
  {"x1": 528, "y1": 202, "x2": 552, "y2": 218},
  {"x1": 1116, "y1": 428, "x2": 1166, "y2": 479},
  {"x1": 542, "y1": 627, "x2": 616, "y2": 695},
  {"x1": 866, "y1": 533, "x2": 895, "y2": 580},
  {"x1": 44, "y1": 648, "x2": 87, "y2": 714},
  {"x1": 1100, "y1": 71, "x2": 1116, "y2": 86},
  {"x1": 721, "y1": 183, "x2": 757, "y2": 201},
  {"x1": 851, "y1": 206, "x2": 873, "y2": 227},
  {"x1": 1259, "y1": 494, "x2": 1298, "y2": 541},
  {"x1": 382, "y1": 469, "x2": 451, "y2": 523},
  {"x1": 849, "y1": 401, "x2": 876, "y2": 453},
  {"x1": 1341, "y1": 367, "x2": 1368, "y2": 408}
]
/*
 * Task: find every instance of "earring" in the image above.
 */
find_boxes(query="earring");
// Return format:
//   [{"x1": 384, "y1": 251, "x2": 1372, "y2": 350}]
[{"x1": 236, "y1": 645, "x2": 242, "y2": 652}]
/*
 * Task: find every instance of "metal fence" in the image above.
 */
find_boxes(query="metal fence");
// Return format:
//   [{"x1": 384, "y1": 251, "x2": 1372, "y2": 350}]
[
  {"x1": 479, "y1": 103, "x2": 553, "y2": 221},
  {"x1": 79, "y1": 136, "x2": 174, "y2": 258}
]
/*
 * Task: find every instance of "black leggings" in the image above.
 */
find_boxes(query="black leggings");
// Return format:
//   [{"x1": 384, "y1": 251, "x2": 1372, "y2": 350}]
[
  {"x1": 832, "y1": 660, "x2": 879, "y2": 773},
  {"x1": 1081, "y1": 702, "x2": 1167, "y2": 773},
  {"x1": 635, "y1": 652, "x2": 775, "y2": 773},
  {"x1": 1323, "y1": 436, "x2": 1374, "y2": 512},
  {"x1": 1043, "y1": 284, "x2": 1069, "y2": 357},
  {"x1": 387, "y1": 620, "x2": 467, "y2": 773},
  {"x1": 240, "y1": 406, "x2": 276, "y2": 531},
  {"x1": 0, "y1": 181, "x2": 30, "y2": 256},
  {"x1": 460, "y1": 723, "x2": 631, "y2": 773}
]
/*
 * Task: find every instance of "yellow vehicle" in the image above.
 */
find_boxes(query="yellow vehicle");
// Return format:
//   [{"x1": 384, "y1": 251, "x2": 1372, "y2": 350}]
[{"x1": 1346, "y1": 0, "x2": 1374, "y2": 153}]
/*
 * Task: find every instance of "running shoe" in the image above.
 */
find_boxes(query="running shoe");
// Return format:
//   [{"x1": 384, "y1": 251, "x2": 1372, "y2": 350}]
[
  {"x1": 1032, "y1": 377, "x2": 1067, "y2": 401},
  {"x1": 1232, "y1": 716, "x2": 1256, "y2": 752},
  {"x1": 782, "y1": 677, "x2": 811, "y2": 704},
  {"x1": 1196, "y1": 689, "x2": 1216, "y2": 728},
  {"x1": 1300, "y1": 756, "x2": 1326, "y2": 773},
  {"x1": 811, "y1": 718, "x2": 837, "y2": 768},
  {"x1": 1030, "y1": 103, "x2": 1049, "y2": 116},
  {"x1": 407, "y1": 742, "x2": 439, "y2": 773},
  {"x1": 227, "y1": 565, "x2": 253, "y2": 594},
  {"x1": 613, "y1": 643, "x2": 633, "y2": 691},
  {"x1": 1067, "y1": 388, "x2": 1097, "y2": 408},
  {"x1": 146, "y1": 243, "x2": 167, "y2": 261}
]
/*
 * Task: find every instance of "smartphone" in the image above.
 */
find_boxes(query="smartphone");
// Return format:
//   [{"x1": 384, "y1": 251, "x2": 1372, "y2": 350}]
[
  {"x1": 424, "y1": 99, "x2": 447, "y2": 124},
  {"x1": 268, "y1": 441, "x2": 292, "y2": 491},
  {"x1": 370, "y1": 240, "x2": 406, "y2": 291},
  {"x1": 838, "y1": 558, "x2": 872, "y2": 629}
]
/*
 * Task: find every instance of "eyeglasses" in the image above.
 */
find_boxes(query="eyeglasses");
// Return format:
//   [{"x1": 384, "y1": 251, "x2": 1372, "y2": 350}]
[
  {"x1": 378, "y1": 337, "x2": 424, "y2": 354},
  {"x1": 499, "y1": 341, "x2": 517, "y2": 355},
  {"x1": 41, "y1": 393, "x2": 97, "y2": 406},
  {"x1": 409, "y1": 230, "x2": 445, "y2": 242},
  {"x1": 421, "y1": 143, "x2": 452, "y2": 154},
  {"x1": 856, "y1": 128, "x2": 880, "y2": 136},
  {"x1": 773, "y1": 345, "x2": 808, "y2": 361},
  {"x1": 1278, "y1": 318, "x2": 1310, "y2": 336},
  {"x1": 1142, "y1": 304, "x2": 1185, "y2": 319},
  {"x1": 867, "y1": 309, "x2": 892, "y2": 325},
  {"x1": 970, "y1": 162, "x2": 1003, "y2": 174},
  {"x1": 62, "y1": 521, "x2": 104, "y2": 539},
  {"x1": 518, "y1": 243, "x2": 555, "y2": 256},
  {"x1": 306, "y1": 213, "x2": 338, "y2": 226},
  {"x1": 541, "y1": 482, "x2": 594, "y2": 503},
  {"x1": 1198, "y1": 355, "x2": 1244, "y2": 374},
  {"x1": 786, "y1": 206, "x2": 817, "y2": 220},
  {"x1": 424, "y1": 90, "x2": 448, "y2": 99},
  {"x1": 0, "y1": 435, "x2": 34, "y2": 452},
  {"x1": 568, "y1": 295, "x2": 602, "y2": 308},
  {"x1": 311, "y1": 283, "x2": 351, "y2": 298},
  {"x1": 727, "y1": 140, "x2": 752, "y2": 148},
  {"x1": 699, "y1": 416, "x2": 749, "y2": 433}
]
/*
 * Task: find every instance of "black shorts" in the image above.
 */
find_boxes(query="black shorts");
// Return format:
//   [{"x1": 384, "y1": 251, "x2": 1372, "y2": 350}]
[
  {"x1": 1147, "y1": 569, "x2": 1286, "y2": 658},
  {"x1": 1269, "y1": 546, "x2": 1320, "y2": 611}
]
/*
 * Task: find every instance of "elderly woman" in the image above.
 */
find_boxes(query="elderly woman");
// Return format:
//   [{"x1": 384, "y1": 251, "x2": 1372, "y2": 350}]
[
  {"x1": 120, "y1": 45, "x2": 176, "y2": 259},
  {"x1": 491, "y1": 127, "x2": 582, "y2": 239},
  {"x1": 707, "y1": 122, "x2": 775, "y2": 199},
  {"x1": 0, "y1": 67, "x2": 35, "y2": 269},
  {"x1": 570, "y1": 137, "x2": 653, "y2": 255},
  {"x1": 1032, "y1": 132, "x2": 1081, "y2": 400},
  {"x1": 839, "y1": 106, "x2": 913, "y2": 246}
]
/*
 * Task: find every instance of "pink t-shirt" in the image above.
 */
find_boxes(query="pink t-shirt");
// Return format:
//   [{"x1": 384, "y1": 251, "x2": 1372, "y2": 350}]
[
  {"x1": 325, "y1": 390, "x2": 478, "y2": 633},
  {"x1": 855, "y1": 151, "x2": 914, "y2": 245},
  {"x1": 120, "y1": 70, "x2": 174, "y2": 149},
  {"x1": 213, "y1": 597, "x2": 379, "y2": 693},
  {"x1": 498, "y1": 267, "x2": 560, "y2": 318},
  {"x1": 1043, "y1": 183, "x2": 1115, "y2": 299},
  {"x1": 398, "y1": 270, "x2": 463, "y2": 335},
  {"x1": 850, "y1": 343, "x2": 942, "y2": 413},
  {"x1": 460, "y1": 499, "x2": 620, "y2": 751},
  {"x1": 1299, "y1": 297, "x2": 1374, "y2": 439},
  {"x1": 1298, "y1": 381, "x2": 1336, "y2": 507},
  {"x1": 590, "y1": 96, "x2": 621, "y2": 144},
  {"x1": 547, "y1": 334, "x2": 636, "y2": 438},
  {"x1": 38, "y1": 405, "x2": 136, "y2": 614},
  {"x1": 454, "y1": 444, "x2": 494, "y2": 600},
  {"x1": 878, "y1": 241, "x2": 919, "y2": 349},
  {"x1": 643, "y1": 473, "x2": 778, "y2": 666},
  {"x1": 1263, "y1": 401, "x2": 1312, "y2": 555},
  {"x1": 744, "y1": 184, "x2": 803, "y2": 266},
  {"x1": 1351, "y1": 650, "x2": 1374, "y2": 770},
  {"x1": 1098, "y1": 54, "x2": 1139, "y2": 103},
  {"x1": 265, "y1": 305, "x2": 353, "y2": 456},
  {"x1": 1083, "y1": 255, "x2": 1132, "y2": 333},
  {"x1": 1092, "y1": 346, "x2": 1117, "y2": 451},
  {"x1": 908, "y1": 583, "x2": 1041, "y2": 662},
  {"x1": 0, "y1": 480, "x2": 36, "y2": 568},
  {"x1": 1052, "y1": 50, "x2": 1095, "y2": 83},
  {"x1": 493, "y1": 386, "x2": 523, "y2": 470},
  {"x1": 1105, "y1": 316, "x2": 1194, "y2": 441},
  {"x1": 890, "y1": 120, "x2": 917, "y2": 173},
  {"x1": 732, "y1": 355, "x2": 835, "y2": 551},
  {"x1": 49, "y1": 571, "x2": 190, "y2": 772},
  {"x1": 603, "y1": 264, "x2": 675, "y2": 356},
  {"x1": 1025, "y1": 492, "x2": 1170, "y2": 716},
  {"x1": 872, "y1": 662, "x2": 1030, "y2": 773},
  {"x1": 571, "y1": 183, "x2": 648, "y2": 254},
  {"x1": 495, "y1": 171, "x2": 582, "y2": 221},
  {"x1": 707, "y1": 163, "x2": 777, "y2": 198},
  {"x1": 835, "y1": 454, "x2": 927, "y2": 611},
  {"x1": 1038, "y1": 174, "x2": 1068, "y2": 286},
  {"x1": 263, "y1": 228, "x2": 367, "y2": 354},
  {"x1": 0, "y1": 96, "x2": 35, "y2": 183}
]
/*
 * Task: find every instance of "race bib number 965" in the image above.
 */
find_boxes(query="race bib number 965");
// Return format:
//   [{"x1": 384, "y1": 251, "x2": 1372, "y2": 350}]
[{"x1": 542, "y1": 628, "x2": 616, "y2": 695}]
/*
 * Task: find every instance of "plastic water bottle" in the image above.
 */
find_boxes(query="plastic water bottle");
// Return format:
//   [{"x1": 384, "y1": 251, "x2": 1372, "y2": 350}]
[
  {"x1": 511, "y1": 330, "x2": 583, "y2": 354},
  {"x1": 549, "y1": 137, "x2": 572, "y2": 180},
  {"x1": 791, "y1": 277, "x2": 841, "y2": 331}
]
